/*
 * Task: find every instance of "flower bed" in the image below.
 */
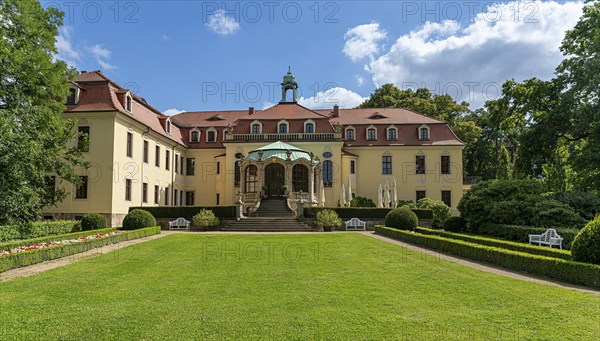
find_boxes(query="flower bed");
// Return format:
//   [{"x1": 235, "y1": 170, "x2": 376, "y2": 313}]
[
  {"x1": 0, "y1": 231, "x2": 119, "y2": 256},
  {"x1": 0, "y1": 226, "x2": 161, "y2": 273},
  {"x1": 0, "y1": 227, "x2": 117, "y2": 252}
]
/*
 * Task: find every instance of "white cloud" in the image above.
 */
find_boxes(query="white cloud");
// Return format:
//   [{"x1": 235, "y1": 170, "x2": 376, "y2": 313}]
[
  {"x1": 89, "y1": 44, "x2": 116, "y2": 70},
  {"x1": 356, "y1": 75, "x2": 365, "y2": 86},
  {"x1": 161, "y1": 34, "x2": 170, "y2": 42},
  {"x1": 55, "y1": 26, "x2": 79, "y2": 67},
  {"x1": 299, "y1": 87, "x2": 367, "y2": 109},
  {"x1": 343, "y1": 23, "x2": 387, "y2": 62},
  {"x1": 205, "y1": 9, "x2": 240, "y2": 36},
  {"x1": 164, "y1": 108, "x2": 185, "y2": 116},
  {"x1": 261, "y1": 101, "x2": 276, "y2": 110},
  {"x1": 353, "y1": 1, "x2": 584, "y2": 108}
]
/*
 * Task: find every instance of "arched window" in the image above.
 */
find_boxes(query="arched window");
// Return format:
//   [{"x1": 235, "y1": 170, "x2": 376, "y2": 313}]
[
  {"x1": 125, "y1": 94, "x2": 132, "y2": 112},
  {"x1": 345, "y1": 127, "x2": 355, "y2": 141},
  {"x1": 207, "y1": 129, "x2": 216, "y2": 142},
  {"x1": 419, "y1": 126, "x2": 430, "y2": 140},
  {"x1": 387, "y1": 127, "x2": 397, "y2": 140},
  {"x1": 278, "y1": 122, "x2": 288, "y2": 134},
  {"x1": 166, "y1": 120, "x2": 171, "y2": 134},
  {"x1": 234, "y1": 161, "x2": 240, "y2": 187},
  {"x1": 367, "y1": 127, "x2": 377, "y2": 140},
  {"x1": 305, "y1": 123, "x2": 314, "y2": 133},
  {"x1": 322, "y1": 160, "x2": 333, "y2": 187},
  {"x1": 245, "y1": 165, "x2": 258, "y2": 193},
  {"x1": 190, "y1": 130, "x2": 199, "y2": 143},
  {"x1": 251, "y1": 123, "x2": 261, "y2": 134},
  {"x1": 292, "y1": 164, "x2": 309, "y2": 192}
]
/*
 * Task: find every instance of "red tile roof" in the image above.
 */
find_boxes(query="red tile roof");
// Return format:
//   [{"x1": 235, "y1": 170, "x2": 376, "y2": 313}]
[{"x1": 315, "y1": 108, "x2": 445, "y2": 125}]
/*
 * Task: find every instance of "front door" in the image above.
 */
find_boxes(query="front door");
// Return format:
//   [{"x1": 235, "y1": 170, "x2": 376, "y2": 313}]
[{"x1": 264, "y1": 163, "x2": 285, "y2": 197}]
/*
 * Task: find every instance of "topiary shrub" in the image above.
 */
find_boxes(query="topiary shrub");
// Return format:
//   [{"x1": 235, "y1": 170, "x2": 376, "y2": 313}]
[
  {"x1": 385, "y1": 206, "x2": 418, "y2": 231},
  {"x1": 81, "y1": 213, "x2": 108, "y2": 231},
  {"x1": 315, "y1": 209, "x2": 342, "y2": 232},
  {"x1": 417, "y1": 198, "x2": 451, "y2": 228},
  {"x1": 350, "y1": 196, "x2": 376, "y2": 208},
  {"x1": 122, "y1": 209, "x2": 156, "y2": 230},
  {"x1": 444, "y1": 216, "x2": 466, "y2": 232},
  {"x1": 192, "y1": 209, "x2": 220, "y2": 230},
  {"x1": 571, "y1": 216, "x2": 600, "y2": 265},
  {"x1": 532, "y1": 199, "x2": 586, "y2": 229}
]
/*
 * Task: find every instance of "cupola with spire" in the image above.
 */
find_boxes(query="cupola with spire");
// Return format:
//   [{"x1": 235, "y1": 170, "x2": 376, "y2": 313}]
[{"x1": 280, "y1": 66, "x2": 298, "y2": 103}]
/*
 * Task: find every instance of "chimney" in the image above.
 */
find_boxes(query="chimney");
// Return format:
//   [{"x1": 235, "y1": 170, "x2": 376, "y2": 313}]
[
  {"x1": 332, "y1": 105, "x2": 339, "y2": 117},
  {"x1": 249, "y1": 107, "x2": 254, "y2": 115}
]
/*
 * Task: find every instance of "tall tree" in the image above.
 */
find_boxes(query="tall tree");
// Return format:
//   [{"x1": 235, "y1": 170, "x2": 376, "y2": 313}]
[{"x1": 0, "y1": 0, "x2": 87, "y2": 224}]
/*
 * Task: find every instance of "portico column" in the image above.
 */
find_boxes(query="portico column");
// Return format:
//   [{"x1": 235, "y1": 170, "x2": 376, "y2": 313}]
[
  {"x1": 309, "y1": 165, "x2": 315, "y2": 205},
  {"x1": 315, "y1": 166, "x2": 322, "y2": 205},
  {"x1": 258, "y1": 162, "x2": 265, "y2": 197},
  {"x1": 285, "y1": 161, "x2": 293, "y2": 197},
  {"x1": 239, "y1": 162, "x2": 246, "y2": 195}
]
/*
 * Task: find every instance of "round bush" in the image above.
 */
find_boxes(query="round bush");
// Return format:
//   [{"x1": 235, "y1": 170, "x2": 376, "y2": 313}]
[
  {"x1": 81, "y1": 213, "x2": 108, "y2": 231},
  {"x1": 571, "y1": 216, "x2": 600, "y2": 265},
  {"x1": 315, "y1": 209, "x2": 342, "y2": 232},
  {"x1": 443, "y1": 216, "x2": 466, "y2": 232},
  {"x1": 192, "y1": 209, "x2": 220, "y2": 229},
  {"x1": 385, "y1": 206, "x2": 418, "y2": 231},
  {"x1": 417, "y1": 198, "x2": 451, "y2": 228},
  {"x1": 122, "y1": 209, "x2": 156, "y2": 230}
]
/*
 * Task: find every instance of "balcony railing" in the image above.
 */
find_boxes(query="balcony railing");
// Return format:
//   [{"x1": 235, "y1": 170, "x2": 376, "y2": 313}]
[{"x1": 225, "y1": 132, "x2": 342, "y2": 141}]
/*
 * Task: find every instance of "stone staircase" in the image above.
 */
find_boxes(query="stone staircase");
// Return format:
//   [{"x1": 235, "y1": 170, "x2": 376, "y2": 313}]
[{"x1": 222, "y1": 198, "x2": 314, "y2": 232}]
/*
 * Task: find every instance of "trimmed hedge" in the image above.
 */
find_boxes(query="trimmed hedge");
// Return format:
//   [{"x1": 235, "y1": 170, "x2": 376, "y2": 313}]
[
  {"x1": 375, "y1": 226, "x2": 600, "y2": 289},
  {"x1": 0, "y1": 227, "x2": 117, "y2": 252},
  {"x1": 303, "y1": 207, "x2": 433, "y2": 220},
  {"x1": 0, "y1": 220, "x2": 81, "y2": 242},
  {"x1": 472, "y1": 224, "x2": 578, "y2": 250},
  {"x1": 415, "y1": 227, "x2": 572, "y2": 260},
  {"x1": 131, "y1": 206, "x2": 236, "y2": 219},
  {"x1": 0, "y1": 226, "x2": 161, "y2": 273}
]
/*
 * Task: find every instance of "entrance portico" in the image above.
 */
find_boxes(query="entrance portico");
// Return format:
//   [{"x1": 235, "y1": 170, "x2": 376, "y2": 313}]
[{"x1": 238, "y1": 141, "x2": 321, "y2": 207}]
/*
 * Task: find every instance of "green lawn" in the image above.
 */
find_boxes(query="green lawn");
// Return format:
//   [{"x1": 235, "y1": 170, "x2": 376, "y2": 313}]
[{"x1": 1, "y1": 233, "x2": 599, "y2": 340}]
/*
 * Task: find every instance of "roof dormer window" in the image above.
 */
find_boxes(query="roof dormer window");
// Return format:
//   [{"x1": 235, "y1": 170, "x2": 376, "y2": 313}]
[
  {"x1": 66, "y1": 87, "x2": 78, "y2": 105},
  {"x1": 125, "y1": 93, "x2": 132, "y2": 113},
  {"x1": 345, "y1": 126, "x2": 355, "y2": 141},
  {"x1": 419, "y1": 125, "x2": 430, "y2": 140},
  {"x1": 250, "y1": 120, "x2": 262, "y2": 134},
  {"x1": 166, "y1": 118, "x2": 171, "y2": 135},
  {"x1": 366, "y1": 126, "x2": 377, "y2": 141},
  {"x1": 278, "y1": 120, "x2": 289, "y2": 134},
  {"x1": 206, "y1": 128, "x2": 217, "y2": 143},
  {"x1": 190, "y1": 129, "x2": 200, "y2": 143},
  {"x1": 387, "y1": 126, "x2": 398, "y2": 140},
  {"x1": 304, "y1": 120, "x2": 315, "y2": 134}
]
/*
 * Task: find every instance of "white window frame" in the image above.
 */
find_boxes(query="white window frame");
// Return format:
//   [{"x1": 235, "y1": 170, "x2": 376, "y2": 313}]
[
  {"x1": 386, "y1": 125, "x2": 398, "y2": 141},
  {"x1": 419, "y1": 125, "x2": 430, "y2": 140},
  {"x1": 250, "y1": 120, "x2": 262, "y2": 134},
  {"x1": 366, "y1": 125, "x2": 377, "y2": 141},
  {"x1": 277, "y1": 120, "x2": 289, "y2": 134},
  {"x1": 345, "y1": 126, "x2": 356, "y2": 141},
  {"x1": 166, "y1": 118, "x2": 172, "y2": 135},
  {"x1": 206, "y1": 127, "x2": 217, "y2": 143},
  {"x1": 125, "y1": 92, "x2": 133, "y2": 113},
  {"x1": 190, "y1": 128, "x2": 200, "y2": 143},
  {"x1": 304, "y1": 119, "x2": 316, "y2": 134}
]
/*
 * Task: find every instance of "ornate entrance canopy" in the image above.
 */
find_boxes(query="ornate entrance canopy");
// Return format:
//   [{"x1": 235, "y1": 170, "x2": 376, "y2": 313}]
[{"x1": 239, "y1": 141, "x2": 321, "y2": 205}]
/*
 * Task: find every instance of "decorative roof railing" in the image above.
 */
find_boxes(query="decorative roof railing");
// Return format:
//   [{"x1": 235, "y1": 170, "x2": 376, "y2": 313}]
[{"x1": 225, "y1": 132, "x2": 341, "y2": 141}]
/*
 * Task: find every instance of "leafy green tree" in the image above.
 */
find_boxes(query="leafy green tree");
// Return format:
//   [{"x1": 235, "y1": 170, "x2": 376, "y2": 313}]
[{"x1": 0, "y1": 0, "x2": 86, "y2": 224}]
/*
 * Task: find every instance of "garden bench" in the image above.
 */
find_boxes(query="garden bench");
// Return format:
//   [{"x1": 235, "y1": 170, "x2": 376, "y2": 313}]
[
  {"x1": 528, "y1": 229, "x2": 563, "y2": 249},
  {"x1": 169, "y1": 217, "x2": 191, "y2": 230},
  {"x1": 345, "y1": 218, "x2": 367, "y2": 231}
]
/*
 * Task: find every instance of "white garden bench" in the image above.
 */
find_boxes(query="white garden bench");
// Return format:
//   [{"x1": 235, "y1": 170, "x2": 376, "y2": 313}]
[
  {"x1": 529, "y1": 228, "x2": 563, "y2": 249},
  {"x1": 345, "y1": 218, "x2": 367, "y2": 231},
  {"x1": 169, "y1": 217, "x2": 191, "y2": 230}
]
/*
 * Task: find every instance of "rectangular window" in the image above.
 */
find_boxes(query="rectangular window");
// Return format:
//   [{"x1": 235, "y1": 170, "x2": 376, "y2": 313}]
[
  {"x1": 180, "y1": 191, "x2": 183, "y2": 207},
  {"x1": 155, "y1": 146, "x2": 160, "y2": 167},
  {"x1": 154, "y1": 185, "x2": 160, "y2": 204},
  {"x1": 388, "y1": 128, "x2": 397, "y2": 140},
  {"x1": 441, "y1": 155, "x2": 450, "y2": 174},
  {"x1": 217, "y1": 161, "x2": 220, "y2": 175},
  {"x1": 216, "y1": 193, "x2": 220, "y2": 205},
  {"x1": 382, "y1": 155, "x2": 392, "y2": 174},
  {"x1": 350, "y1": 160, "x2": 355, "y2": 174},
  {"x1": 78, "y1": 126, "x2": 90, "y2": 152},
  {"x1": 367, "y1": 128, "x2": 376, "y2": 140},
  {"x1": 143, "y1": 140, "x2": 149, "y2": 163},
  {"x1": 174, "y1": 189, "x2": 178, "y2": 206},
  {"x1": 442, "y1": 190, "x2": 452, "y2": 207},
  {"x1": 165, "y1": 186, "x2": 169, "y2": 205},
  {"x1": 75, "y1": 176, "x2": 88, "y2": 199},
  {"x1": 416, "y1": 190, "x2": 426, "y2": 202},
  {"x1": 142, "y1": 182, "x2": 148, "y2": 203},
  {"x1": 166, "y1": 150, "x2": 170, "y2": 170},
  {"x1": 186, "y1": 158, "x2": 195, "y2": 176},
  {"x1": 67, "y1": 88, "x2": 77, "y2": 104},
  {"x1": 416, "y1": 155, "x2": 426, "y2": 174},
  {"x1": 180, "y1": 156, "x2": 184, "y2": 175},
  {"x1": 175, "y1": 154, "x2": 179, "y2": 173},
  {"x1": 125, "y1": 179, "x2": 132, "y2": 201},
  {"x1": 186, "y1": 191, "x2": 195, "y2": 206},
  {"x1": 126, "y1": 132, "x2": 133, "y2": 157},
  {"x1": 346, "y1": 129, "x2": 355, "y2": 141}
]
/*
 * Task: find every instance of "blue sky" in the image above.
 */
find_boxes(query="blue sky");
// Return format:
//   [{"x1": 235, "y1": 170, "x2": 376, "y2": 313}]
[{"x1": 49, "y1": 1, "x2": 584, "y2": 114}]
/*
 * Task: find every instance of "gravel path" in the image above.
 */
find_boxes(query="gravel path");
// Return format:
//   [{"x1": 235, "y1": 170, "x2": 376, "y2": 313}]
[{"x1": 362, "y1": 231, "x2": 600, "y2": 296}]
